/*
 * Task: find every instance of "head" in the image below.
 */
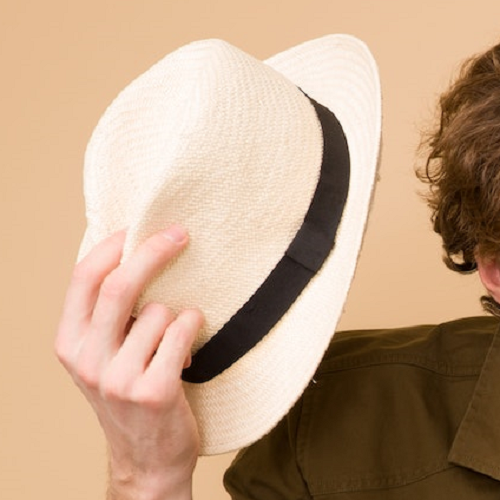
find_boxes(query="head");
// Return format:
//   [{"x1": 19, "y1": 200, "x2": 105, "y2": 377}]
[{"x1": 418, "y1": 41, "x2": 500, "y2": 316}]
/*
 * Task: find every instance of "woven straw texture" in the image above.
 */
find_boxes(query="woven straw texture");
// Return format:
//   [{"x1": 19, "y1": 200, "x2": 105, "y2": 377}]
[{"x1": 79, "y1": 34, "x2": 381, "y2": 455}]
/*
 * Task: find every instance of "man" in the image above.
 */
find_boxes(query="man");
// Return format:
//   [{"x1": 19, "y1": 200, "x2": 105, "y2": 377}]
[{"x1": 56, "y1": 38, "x2": 500, "y2": 499}]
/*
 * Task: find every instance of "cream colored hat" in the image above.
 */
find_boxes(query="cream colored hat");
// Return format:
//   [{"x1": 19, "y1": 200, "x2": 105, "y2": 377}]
[{"x1": 78, "y1": 34, "x2": 381, "y2": 455}]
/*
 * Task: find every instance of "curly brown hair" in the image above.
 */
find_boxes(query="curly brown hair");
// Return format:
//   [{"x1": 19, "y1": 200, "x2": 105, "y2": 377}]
[{"x1": 417, "y1": 42, "x2": 500, "y2": 316}]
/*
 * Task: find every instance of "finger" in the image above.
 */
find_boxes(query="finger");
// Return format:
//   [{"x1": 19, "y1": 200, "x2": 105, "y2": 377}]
[
  {"x1": 88, "y1": 225, "x2": 188, "y2": 359},
  {"x1": 55, "y1": 230, "x2": 126, "y2": 361},
  {"x1": 146, "y1": 309, "x2": 204, "y2": 384},
  {"x1": 113, "y1": 303, "x2": 176, "y2": 378}
]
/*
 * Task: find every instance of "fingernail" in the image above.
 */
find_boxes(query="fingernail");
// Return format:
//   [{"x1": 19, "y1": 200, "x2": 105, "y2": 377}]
[{"x1": 162, "y1": 224, "x2": 187, "y2": 244}]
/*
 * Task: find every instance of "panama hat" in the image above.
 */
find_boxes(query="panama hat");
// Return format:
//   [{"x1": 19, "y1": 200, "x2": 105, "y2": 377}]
[{"x1": 78, "y1": 34, "x2": 381, "y2": 455}]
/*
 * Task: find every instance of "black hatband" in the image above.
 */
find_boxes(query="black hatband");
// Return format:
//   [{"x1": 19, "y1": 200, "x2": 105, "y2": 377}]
[{"x1": 182, "y1": 96, "x2": 350, "y2": 383}]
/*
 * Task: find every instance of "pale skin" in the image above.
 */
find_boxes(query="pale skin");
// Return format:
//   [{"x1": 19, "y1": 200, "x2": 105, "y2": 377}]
[
  {"x1": 55, "y1": 224, "x2": 203, "y2": 500},
  {"x1": 477, "y1": 254, "x2": 500, "y2": 304}
]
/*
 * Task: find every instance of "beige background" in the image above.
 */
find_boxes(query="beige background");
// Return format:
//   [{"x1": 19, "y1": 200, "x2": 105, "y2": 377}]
[{"x1": 1, "y1": 1, "x2": 497, "y2": 498}]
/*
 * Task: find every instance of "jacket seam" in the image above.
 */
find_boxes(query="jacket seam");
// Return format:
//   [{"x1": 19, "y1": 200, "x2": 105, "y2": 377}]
[
  {"x1": 308, "y1": 459, "x2": 454, "y2": 495},
  {"x1": 317, "y1": 354, "x2": 482, "y2": 377}
]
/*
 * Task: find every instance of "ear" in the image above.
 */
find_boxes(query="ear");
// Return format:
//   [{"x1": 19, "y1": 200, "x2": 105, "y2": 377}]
[{"x1": 477, "y1": 255, "x2": 500, "y2": 303}]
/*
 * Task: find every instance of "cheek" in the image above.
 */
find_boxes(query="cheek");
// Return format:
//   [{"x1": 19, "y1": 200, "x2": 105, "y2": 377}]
[{"x1": 477, "y1": 256, "x2": 500, "y2": 302}]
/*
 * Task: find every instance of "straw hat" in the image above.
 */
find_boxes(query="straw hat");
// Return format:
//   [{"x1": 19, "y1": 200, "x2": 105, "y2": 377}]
[{"x1": 78, "y1": 34, "x2": 381, "y2": 455}]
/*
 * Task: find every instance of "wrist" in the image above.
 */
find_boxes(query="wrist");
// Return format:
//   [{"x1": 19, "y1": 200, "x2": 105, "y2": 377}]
[
  {"x1": 106, "y1": 440, "x2": 198, "y2": 500},
  {"x1": 108, "y1": 470, "x2": 193, "y2": 500}
]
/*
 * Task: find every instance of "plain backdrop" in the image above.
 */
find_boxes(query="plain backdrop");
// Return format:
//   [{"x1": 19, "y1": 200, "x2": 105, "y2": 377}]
[{"x1": 1, "y1": 1, "x2": 497, "y2": 498}]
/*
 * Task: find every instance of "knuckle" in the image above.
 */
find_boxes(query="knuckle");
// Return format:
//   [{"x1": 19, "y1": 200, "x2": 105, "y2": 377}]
[
  {"x1": 73, "y1": 355, "x2": 100, "y2": 390},
  {"x1": 170, "y1": 324, "x2": 191, "y2": 352},
  {"x1": 76, "y1": 369, "x2": 99, "y2": 391},
  {"x1": 100, "y1": 363, "x2": 137, "y2": 402},
  {"x1": 182, "y1": 308, "x2": 205, "y2": 328},
  {"x1": 131, "y1": 385, "x2": 173, "y2": 410},
  {"x1": 100, "y1": 271, "x2": 132, "y2": 299},
  {"x1": 54, "y1": 335, "x2": 73, "y2": 369},
  {"x1": 54, "y1": 341, "x2": 71, "y2": 369},
  {"x1": 172, "y1": 309, "x2": 204, "y2": 343},
  {"x1": 140, "y1": 302, "x2": 174, "y2": 323},
  {"x1": 71, "y1": 258, "x2": 95, "y2": 285},
  {"x1": 143, "y1": 234, "x2": 172, "y2": 258},
  {"x1": 100, "y1": 375, "x2": 127, "y2": 401},
  {"x1": 54, "y1": 323, "x2": 81, "y2": 371}
]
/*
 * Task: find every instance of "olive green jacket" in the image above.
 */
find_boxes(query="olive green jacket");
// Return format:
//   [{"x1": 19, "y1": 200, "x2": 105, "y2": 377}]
[{"x1": 224, "y1": 316, "x2": 500, "y2": 499}]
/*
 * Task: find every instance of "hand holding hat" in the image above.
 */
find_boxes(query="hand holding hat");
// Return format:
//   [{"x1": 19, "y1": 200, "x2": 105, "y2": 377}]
[{"x1": 56, "y1": 226, "x2": 204, "y2": 498}]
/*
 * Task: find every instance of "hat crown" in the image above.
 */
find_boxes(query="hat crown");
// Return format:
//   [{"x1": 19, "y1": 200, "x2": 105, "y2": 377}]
[{"x1": 81, "y1": 38, "x2": 324, "y2": 350}]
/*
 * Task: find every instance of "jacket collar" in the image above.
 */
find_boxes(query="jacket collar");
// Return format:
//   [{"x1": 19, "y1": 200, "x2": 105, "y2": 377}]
[{"x1": 449, "y1": 324, "x2": 500, "y2": 480}]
